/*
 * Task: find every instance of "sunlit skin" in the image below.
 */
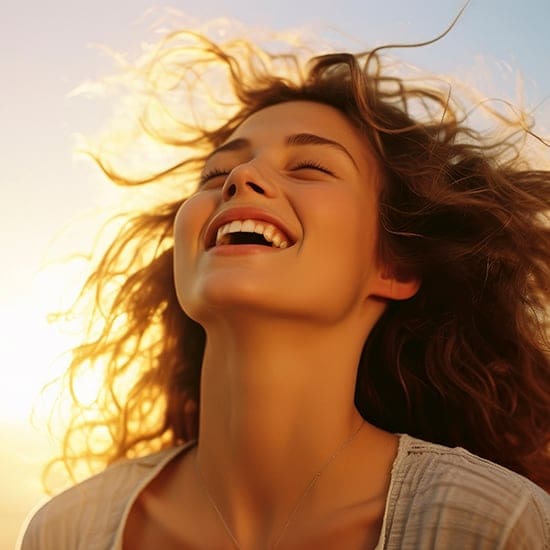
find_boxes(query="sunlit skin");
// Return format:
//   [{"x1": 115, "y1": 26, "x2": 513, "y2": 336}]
[{"x1": 127, "y1": 101, "x2": 420, "y2": 549}]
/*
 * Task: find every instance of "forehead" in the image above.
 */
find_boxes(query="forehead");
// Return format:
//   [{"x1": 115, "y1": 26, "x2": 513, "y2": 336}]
[{"x1": 229, "y1": 101, "x2": 370, "y2": 158}]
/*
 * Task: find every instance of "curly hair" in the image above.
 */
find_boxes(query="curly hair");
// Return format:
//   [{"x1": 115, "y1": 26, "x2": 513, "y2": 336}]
[{"x1": 46, "y1": 29, "x2": 550, "y2": 492}]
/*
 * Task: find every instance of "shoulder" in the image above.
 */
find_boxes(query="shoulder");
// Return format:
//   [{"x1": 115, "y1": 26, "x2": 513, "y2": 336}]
[
  {"x1": 383, "y1": 434, "x2": 550, "y2": 549},
  {"x1": 18, "y1": 444, "x2": 189, "y2": 550}
]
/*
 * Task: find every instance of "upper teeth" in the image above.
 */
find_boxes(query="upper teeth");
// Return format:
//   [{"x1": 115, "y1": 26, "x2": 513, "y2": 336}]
[{"x1": 215, "y1": 219, "x2": 289, "y2": 248}]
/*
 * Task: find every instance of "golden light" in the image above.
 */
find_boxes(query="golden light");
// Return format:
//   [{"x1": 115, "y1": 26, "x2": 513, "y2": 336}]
[
  {"x1": 0, "y1": 259, "x2": 93, "y2": 548},
  {"x1": 1, "y1": 184, "x2": 129, "y2": 547}
]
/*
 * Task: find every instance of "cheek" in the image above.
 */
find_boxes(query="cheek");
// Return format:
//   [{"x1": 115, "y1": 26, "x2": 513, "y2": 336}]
[
  {"x1": 337, "y1": 188, "x2": 379, "y2": 258},
  {"x1": 298, "y1": 186, "x2": 378, "y2": 256},
  {"x1": 174, "y1": 194, "x2": 213, "y2": 253},
  {"x1": 173, "y1": 194, "x2": 214, "y2": 301},
  {"x1": 295, "y1": 186, "x2": 381, "y2": 310}
]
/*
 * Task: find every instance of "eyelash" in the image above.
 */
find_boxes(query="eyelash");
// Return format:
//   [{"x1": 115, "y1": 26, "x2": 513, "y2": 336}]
[
  {"x1": 199, "y1": 160, "x2": 334, "y2": 186},
  {"x1": 291, "y1": 160, "x2": 334, "y2": 176},
  {"x1": 199, "y1": 168, "x2": 230, "y2": 186}
]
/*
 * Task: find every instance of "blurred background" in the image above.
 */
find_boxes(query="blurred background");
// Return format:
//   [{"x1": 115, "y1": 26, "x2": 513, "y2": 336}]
[{"x1": 2, "y1": 0, "x2": 549, "y2": 547}]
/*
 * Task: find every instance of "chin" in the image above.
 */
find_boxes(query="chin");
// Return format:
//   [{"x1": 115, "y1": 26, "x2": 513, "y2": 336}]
[{"x1": 179, "y1": 273, "x2": 276, "y2": 319}]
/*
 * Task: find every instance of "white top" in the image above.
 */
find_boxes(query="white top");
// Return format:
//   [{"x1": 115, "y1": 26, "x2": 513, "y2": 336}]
[{"x1": 18, "y1": 434, "x2": 550, "y2": 549}]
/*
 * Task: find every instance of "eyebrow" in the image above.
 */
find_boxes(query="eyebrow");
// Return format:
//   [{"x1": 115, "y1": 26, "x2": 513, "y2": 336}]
[
  {"x1": 286, "y1": 133, "x2": 358, "y2": 168},
  {"x1": 206, "y1": 137, "x2": 249, "y2": 160},
  {"x1": 205, "y1": 133, "x2": 358, "y2": 169}
]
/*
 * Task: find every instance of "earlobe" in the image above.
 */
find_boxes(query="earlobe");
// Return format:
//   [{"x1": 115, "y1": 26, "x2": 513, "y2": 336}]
[{"x1": 371, "y1": 269, "x2": 421, "y2": 301}]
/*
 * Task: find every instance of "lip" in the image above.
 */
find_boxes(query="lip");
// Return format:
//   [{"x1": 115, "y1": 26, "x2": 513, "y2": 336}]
[
  {"x1": 203, "y1": 205, "x2": 297, "y2": 250},
  {"x1": 207, "y1": 243, "x2": 285, "y2": 256}
]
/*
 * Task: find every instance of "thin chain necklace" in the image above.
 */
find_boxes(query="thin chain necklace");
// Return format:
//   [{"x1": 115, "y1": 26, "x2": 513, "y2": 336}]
[{"x1": 193, "y1": 419, "x2": 365, "y2": 549}]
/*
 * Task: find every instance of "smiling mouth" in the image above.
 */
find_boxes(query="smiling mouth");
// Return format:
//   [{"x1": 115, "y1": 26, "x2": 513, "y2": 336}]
[
  {"x1": 218, "y1": 232, "x2": 282, "y2": 247},
  {"x1": 211, "y1": 219, "x2": 292, "y2": 249}
]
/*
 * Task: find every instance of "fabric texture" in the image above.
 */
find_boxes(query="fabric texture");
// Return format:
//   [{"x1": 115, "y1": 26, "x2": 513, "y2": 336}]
[{"x1": 18, "y1": 434, "x2": 550, "y2": 549}]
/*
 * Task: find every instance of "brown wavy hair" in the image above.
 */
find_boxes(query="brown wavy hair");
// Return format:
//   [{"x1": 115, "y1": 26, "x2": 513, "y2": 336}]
[{"x1": 46, "y1": 28, "x2": 550, "y2": 491}]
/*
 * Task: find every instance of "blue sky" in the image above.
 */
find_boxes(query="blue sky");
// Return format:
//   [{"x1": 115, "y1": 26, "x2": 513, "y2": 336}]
[{"x1": 1, "y1": 1, "x2": 549, "y2": 546}]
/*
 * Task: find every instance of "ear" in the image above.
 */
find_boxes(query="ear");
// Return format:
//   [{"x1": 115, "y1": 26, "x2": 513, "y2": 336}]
[{"x1": 369, "y1": 266, "x2": 421, "y2": 301}]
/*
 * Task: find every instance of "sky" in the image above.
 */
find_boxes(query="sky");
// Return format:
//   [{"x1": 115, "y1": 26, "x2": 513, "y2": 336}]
[{"x1": 2, "y1": 0, "x2": 549, "y2": 547}]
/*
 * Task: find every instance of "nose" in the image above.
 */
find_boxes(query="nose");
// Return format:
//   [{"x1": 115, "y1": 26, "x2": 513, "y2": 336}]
[{"x1": 221, "y1": 161, "x2": 276, "y2": 201}]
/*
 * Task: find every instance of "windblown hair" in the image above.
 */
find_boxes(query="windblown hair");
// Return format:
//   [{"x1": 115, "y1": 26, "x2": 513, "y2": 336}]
[{"x1": 47, "y1": 29, "x2": 550, "y2": 491}]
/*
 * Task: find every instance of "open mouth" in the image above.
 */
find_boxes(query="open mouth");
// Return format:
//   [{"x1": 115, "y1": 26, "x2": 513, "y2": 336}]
[
  {"x1": 218, "y1": 232, "x2": 278, "y2": 247},
  {"x1": 211, "y1": 219, "x2": 292, "y2": 249}
]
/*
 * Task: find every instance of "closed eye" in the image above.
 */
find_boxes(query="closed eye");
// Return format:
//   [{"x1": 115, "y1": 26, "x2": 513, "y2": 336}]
[
  {"x1": 199, "y1": 168, "x2": 230, "y2": 186},
  {"x1": 200, "y1": 159, "x2": 335, "y2": 186},
  {"x1": 292, "y1": 160, "x2": 335, "y2": 176}
]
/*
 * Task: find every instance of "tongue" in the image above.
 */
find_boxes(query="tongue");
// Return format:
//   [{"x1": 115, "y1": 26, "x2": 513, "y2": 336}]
[{"x1": 230, "y1": 232, "x2": 272, "y2": 246}]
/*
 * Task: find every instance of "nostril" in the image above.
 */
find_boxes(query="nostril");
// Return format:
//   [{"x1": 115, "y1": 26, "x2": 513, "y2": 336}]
[
  {"x1": 248, "y1": 182, "x2": 265, "y2": 194},
  {"x1": 225, "y1": 180, "x2": 265, "y2": 198}
]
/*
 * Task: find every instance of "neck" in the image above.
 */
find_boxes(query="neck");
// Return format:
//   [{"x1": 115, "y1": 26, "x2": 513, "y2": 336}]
[{"x1": 194, "y1": 313, "x2": 378, "y2": 545}]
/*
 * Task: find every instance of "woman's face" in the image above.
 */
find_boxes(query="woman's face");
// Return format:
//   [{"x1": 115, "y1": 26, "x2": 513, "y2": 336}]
[{"x1": 174, "y1": 100, "x2": 387, "y2": 326}]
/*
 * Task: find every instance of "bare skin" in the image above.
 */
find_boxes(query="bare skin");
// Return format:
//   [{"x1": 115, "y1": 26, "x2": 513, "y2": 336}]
[
  {"x1": 124, "y1": 101, "x2": 419, "y2": 549},
  {"x1": 124, "y1": 428, "x2": 399, "y2": 549}
]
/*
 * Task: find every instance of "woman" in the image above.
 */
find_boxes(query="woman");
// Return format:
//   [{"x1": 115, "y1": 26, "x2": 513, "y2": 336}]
[{"x1": 20, "y1": 28, "x2": 550, "y2": 549}]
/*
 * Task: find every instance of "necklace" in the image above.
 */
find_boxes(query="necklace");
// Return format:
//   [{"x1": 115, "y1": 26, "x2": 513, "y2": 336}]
[{"x1": 193, "y1": 418, "x2": 365, "y2": 549}]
